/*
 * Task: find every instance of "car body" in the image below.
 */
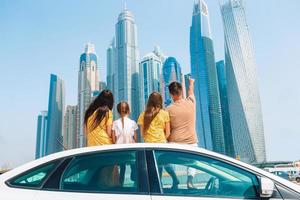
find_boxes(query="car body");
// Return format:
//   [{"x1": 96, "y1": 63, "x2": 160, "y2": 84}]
[
  {"x1": 1, "y1": 143, "x2": 300, "y2": 200},
  {"x1": 288, "y1": 169, "x2": 300, "y2": 183}
]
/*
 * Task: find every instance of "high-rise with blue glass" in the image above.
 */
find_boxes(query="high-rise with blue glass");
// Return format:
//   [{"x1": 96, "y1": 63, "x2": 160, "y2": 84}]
[
  {"x1": 139, "y1": 47, "x2": 163, "y2": 110},
  {"x1": 77, "y1": 43, "x2": 99, "y2": 147},
  {"x1": 115, "y1": 7, "x2": 140, "y2": 120},
  {"x1": 45, "y1": 74, "x2": 65, "y2": 156},
  {"x1": 35, "y1": 111, "x2": 48, "y2": 159},
  {"x1": 216, "y1": 60, "x2": 235, "y2": 158},
  {"x1": 221, "y1": 0, "x2": 266, "y2": 163},
  {"x1": 190, "y1": 0, "x2": 225, "y2": 154},
  {"x1": 161, "y1": 57, "x2": 183, "y2": 107}
]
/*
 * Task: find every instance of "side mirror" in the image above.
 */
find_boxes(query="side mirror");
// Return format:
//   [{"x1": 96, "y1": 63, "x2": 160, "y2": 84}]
[{"x1": 259, "y1": 177, "x2": 275, "y2": 198}]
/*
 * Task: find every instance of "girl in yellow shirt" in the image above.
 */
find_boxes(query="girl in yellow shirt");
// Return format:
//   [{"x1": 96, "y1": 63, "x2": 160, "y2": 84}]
[
  {"x1": 84, "y1": 90, "x2": 114, "y2": 146},
  {"x1": 138, "y1": 92, "x2": 170, "y2": 143}
]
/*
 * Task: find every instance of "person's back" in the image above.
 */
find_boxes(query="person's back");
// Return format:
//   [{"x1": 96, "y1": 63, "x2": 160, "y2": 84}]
[
  {"x1": 84, "y1": 90, "x2": 114, "y2": 146},
  {"x1": 113, "y1": 117, "x2": 137, "y2": 144},
  {"x1": 166, "y1": 79, "x2": 198, "y2": 144},
  {"x1": 167, "y1": 95, "x2": 197, "y2": 144},
  {"x1": 112, "y1": 102, "x2": 138, "y2": 144}
]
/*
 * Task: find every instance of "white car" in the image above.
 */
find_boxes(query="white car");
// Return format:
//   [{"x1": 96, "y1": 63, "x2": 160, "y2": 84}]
[{"x1": 1, "y1": 143, "x2": 300, "y2": 200}]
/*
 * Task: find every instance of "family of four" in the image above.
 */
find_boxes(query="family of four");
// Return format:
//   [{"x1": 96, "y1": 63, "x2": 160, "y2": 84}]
[{"x1": 84, "y1": 78, "x2": 198, "y2": 188}]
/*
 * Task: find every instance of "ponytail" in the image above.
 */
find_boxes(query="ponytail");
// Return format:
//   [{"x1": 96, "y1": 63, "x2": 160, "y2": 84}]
[{"x1": 117, "y1": 102, "x2": 130, "y2": 129}]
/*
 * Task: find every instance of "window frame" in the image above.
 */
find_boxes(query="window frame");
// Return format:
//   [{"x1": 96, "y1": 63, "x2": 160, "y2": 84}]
[
  {"x1": 56, "y1": 148, "x2": 150, "y2": 195},
  {"x1": 145, "y1": 148, "x2": 261, "y2": 198},
  {"x1": 5, "y1": 158, "x2": 64, "y2": 190}
]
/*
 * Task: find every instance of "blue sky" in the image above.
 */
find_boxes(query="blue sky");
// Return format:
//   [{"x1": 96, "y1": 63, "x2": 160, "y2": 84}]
[{"x1": 0, "y1": 0, "x2": 300, "y2": 167}]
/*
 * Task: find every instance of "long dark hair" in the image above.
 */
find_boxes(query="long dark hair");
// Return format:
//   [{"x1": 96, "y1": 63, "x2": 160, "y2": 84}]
[
  {"x1": 84, "y1": 90, "x2": 114, "y2": 133},
  {"x1": 143, "y1": 92, "x2": 163, "y2": 132},
  {"x1": 117, "y1": 101, "x2": 130, "y2": 129}
]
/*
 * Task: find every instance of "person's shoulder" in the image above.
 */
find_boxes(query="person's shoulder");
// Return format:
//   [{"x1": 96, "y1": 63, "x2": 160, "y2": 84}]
[{"x1": 160, "y1": 109, "x2": 169, "y2": 115}]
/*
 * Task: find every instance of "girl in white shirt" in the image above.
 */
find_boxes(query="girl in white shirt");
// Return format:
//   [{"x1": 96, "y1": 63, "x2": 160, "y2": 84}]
[
  {"x1": 112, "y1": 102, "x2": 138, "y2": 185},
  {"x1": 112, "y1": 101, "x2": 138, "y2": 144}
]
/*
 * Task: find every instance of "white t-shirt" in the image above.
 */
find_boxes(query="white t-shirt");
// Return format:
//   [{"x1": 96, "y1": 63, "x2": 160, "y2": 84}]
[{"x1": 112, "y1": 117, "x2": 138, "y2": 144}]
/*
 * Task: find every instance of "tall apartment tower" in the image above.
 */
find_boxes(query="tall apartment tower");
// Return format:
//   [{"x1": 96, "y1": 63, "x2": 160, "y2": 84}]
[
  {"x1": 63, "y1": 105, "x2": 77, "y2": 150},
  {"x1": 190, "y1": 0, "x2": 225, "y2": 154},
  {"x1": 35, "y1": 111, "x2": 48, "y2": 159},
  {"x1": 115, "y1": 8, "x2": 140, "y2": 120},
  {"x1": 77, "y1": 43, "x2": 99, "y2": 147},
  {"x1": 221, "y1": 0, "x2": 266, "y2": 163},
  {"x1": 45, "y1": 74, "x2": 65, "y2": 155},
  {"x1": 139, "y1": 47, "x2": 163, "y2": 110}
]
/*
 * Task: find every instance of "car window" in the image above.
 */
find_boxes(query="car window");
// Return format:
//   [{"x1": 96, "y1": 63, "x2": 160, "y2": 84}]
[
  {"x1": 60, "y1": 150, "x2": 145, "y2": 194},
  {"x1": 8, "y1": 160, "x2": 60, "y2": 188},
  {"x1": 153, "y1": 150, "x2": 259, "y2": 198}
]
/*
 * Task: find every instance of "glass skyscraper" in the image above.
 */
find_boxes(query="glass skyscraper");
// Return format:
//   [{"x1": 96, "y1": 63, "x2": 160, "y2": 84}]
[
  {"x1": 35, "y1": 111, "x2": 48, "y2": 159},
  {"x1": 139, "y1": 47, "x2": 163, "y2": 110},
  {"x1": 77, "y1": 43, "x2": 99, "y2": 147},
  {"x1": 161, "y1": 57, "x2": 182, "y2": 107},
  {"x1": 115, "y1": 7, "x2": 140, "y2": 120},
  {"x1": 190, "y1": 0, "x2": 225, "y2": 154},
  {"x1": 221, "y1": 0, "x2": 266, "y2": 163},
  {"x1": 216, "y1": 60, "x2": 235, "y2": 158},
  {"x1": 45, "y1": 74, "x2": 65, "y2": 156}
]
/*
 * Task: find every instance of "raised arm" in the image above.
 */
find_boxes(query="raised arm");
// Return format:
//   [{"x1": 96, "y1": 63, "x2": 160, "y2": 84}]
[{"x1": 188, "y1": 77, "x2": 195, "y2": 97}]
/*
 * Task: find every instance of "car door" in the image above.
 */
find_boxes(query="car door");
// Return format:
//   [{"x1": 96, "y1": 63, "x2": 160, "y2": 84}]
[
  {"x1": 34, "y1": 149, "x2": 151, "y2": 200},
  {"x1": 146, "y1": 149, "x2": 282, "y2": 200}
]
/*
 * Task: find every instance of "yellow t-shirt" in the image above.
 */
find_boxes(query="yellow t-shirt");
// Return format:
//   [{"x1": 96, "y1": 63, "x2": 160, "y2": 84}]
[
  {"x1": 137, "y1": 109, "x2": 169, "y2": 143},
  {"x1": 86, "y1": 110, "x2": 113, "y2": 146}
]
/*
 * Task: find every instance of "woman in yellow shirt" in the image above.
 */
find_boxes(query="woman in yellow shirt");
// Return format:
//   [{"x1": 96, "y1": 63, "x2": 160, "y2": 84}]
[
  {"x1": 138, "y1": 92, "x2": 179, "y2": 188},
  {"x1": 138, "y1": 92, "x2": 170, "y2": 143},
  {"x1": 84, "y1": 90, "x2": 114, "y2": 146}
]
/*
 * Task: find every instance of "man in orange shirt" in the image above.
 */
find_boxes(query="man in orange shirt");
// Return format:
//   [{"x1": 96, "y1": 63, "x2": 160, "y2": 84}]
[{"x1": 166, "y1": 77, "x2": 198, "y2": 188}]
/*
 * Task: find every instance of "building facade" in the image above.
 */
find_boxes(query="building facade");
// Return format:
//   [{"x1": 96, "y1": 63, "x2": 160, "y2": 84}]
[
  {"x1": 161, "y1": 57, "x2": 183, "y2": 107},
  {"x1": 35, "y1": 111, "x2": 48, "y2": 159},
  {"x1": 216, "y1": 60, "x2": 235, "y2": 158},
  {"x1": 63, "y1": 105, "x2": 77, "y2": 150},
  {"x1": 221, "y1": 0, "x2": 266, "y2": 163},
  {"x1": 190, "y1": 0, "x2": 225, "y2": 154},
  {"x1": 45, "y1": 74, "x2": 65, "y2": 156},
  {"x1": 115, "y1": 8, "x2": 140, "y2": 120},
  {"x1": 139, "y1": 48, "x2": 163, "y2": 110},
  {"x1": 77, "y1": 43, "x2": 99, "y2": 147}
]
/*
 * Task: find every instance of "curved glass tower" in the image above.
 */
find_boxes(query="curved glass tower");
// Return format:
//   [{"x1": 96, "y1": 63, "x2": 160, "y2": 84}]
[
  {"x1": 190, "y1": 0, "x2": 225, "y2": 154},
  {"x1": 221, "y1": 0, "x2": 266, "y2": 163},
  {"x1": 162, "y1": 57, "x2": 182, "y2": 107}
]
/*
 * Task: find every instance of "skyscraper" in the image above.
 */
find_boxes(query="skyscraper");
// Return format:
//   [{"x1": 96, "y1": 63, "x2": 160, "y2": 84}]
[
  {"x1": 45, "y1": 74, "x2": 65, "y2": 155},
  {"x1": 63, "y1": 105, "x2": 77, "y2": 150},
  {"x1": 139, "y1": 47, "x2": 163, "y2": 110},
  {"x1": 77, "y1": 43, "x2": 99, "y2": 147},
  {"x1": 190, "y1": 0, "x2": 225, "y2": 154},
  {"x1": 216, "y1": 60, "x2": 235, "y2": 158},
  {"x1": 35, "y1": 111, "x2": 48, "y2": 159},
  {"x1": 115, "y1": 7, "x2": 140, "y2": 119},
  {"x1": 221, "y1": 0, "x2": 266, "y2": 163},
  {"x1": 106, "y1": 38, "x2": 117, "y2": 94},
  {"x1": 161, "y1": 57, "x2": 183, "y2": 107}
]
